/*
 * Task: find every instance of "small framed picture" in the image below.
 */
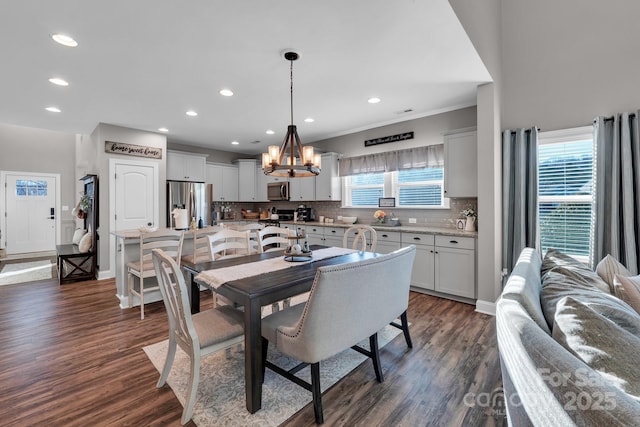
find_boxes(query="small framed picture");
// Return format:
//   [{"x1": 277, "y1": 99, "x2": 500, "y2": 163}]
[{"x1": 378, "y1": 197, "x2": 396, "y2": 208}]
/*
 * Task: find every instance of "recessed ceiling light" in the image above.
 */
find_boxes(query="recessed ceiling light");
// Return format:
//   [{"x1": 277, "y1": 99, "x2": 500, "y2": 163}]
[
  {"x1": 158, "y1": 127, "x2": 169, "y2": 132},
  {"x1": 231, "y1": 141, "x2": 239, "y2": 145},
  {"x1": 51, "y1": 34, "x2": 78, "y2": 47},
  {"x1": 45, "y1": 106, "x2": 61, "y2": 113},
  {"x1": 368, "y1": 97, "x2": 381, "y2": 104},
  {"x1": 219, "y1": 89, "x2": 234, "y2": 97},
  {"x1": 266, "y1": 129, "x2": 275, "y2": 135},
  {"x1": 186, "y1": 110, "x2": 198, "y2": 117},
  {"x1": 48, "y1": 77, "x2": 69, "y2": 86},
  {"x1": 304, "y1": 117, "x2": 314, "y2": 123}
]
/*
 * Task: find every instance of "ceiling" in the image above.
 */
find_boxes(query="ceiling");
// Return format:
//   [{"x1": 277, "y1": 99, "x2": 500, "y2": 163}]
[{"x1": 1, "y1": 1, "x2": 491, "y2": 155}]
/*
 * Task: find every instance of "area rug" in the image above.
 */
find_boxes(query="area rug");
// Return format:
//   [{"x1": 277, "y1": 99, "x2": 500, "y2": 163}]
[
  {"x1": 143, "y1": 324, "x2": 402, "y2": 426},
  {"x1": 0, "y1": 259, "x2": 56, "y2": 286}
]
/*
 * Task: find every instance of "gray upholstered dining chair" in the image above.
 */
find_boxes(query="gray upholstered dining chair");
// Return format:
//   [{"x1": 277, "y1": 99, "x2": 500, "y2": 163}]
[
  {"x1": 342, "y1": 225, "x2": 412, "y2": 349},
  {"x1": 152, "y1": 248, "x2": 244, "y2": 425},
  {"x1": 261, "y1": 245, "x2": 416, "y2": 424}
]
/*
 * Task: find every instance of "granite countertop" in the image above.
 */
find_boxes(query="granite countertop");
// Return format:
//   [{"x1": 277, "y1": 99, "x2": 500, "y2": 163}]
[
  {"x1": 279, "y1": 220, "x2": 477, "y2": 238},
  {"x1": 111, "y1": 226, "x2": 206, "y2": 240}
]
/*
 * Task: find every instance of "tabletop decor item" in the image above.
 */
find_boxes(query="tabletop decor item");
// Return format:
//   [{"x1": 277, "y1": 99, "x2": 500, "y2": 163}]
[
  {"x1": 461, "y1": 206, "x2": 476, "y2": 231},
  {"x1": 374, "y1": 210, "x2": 386, "y2": 224}
]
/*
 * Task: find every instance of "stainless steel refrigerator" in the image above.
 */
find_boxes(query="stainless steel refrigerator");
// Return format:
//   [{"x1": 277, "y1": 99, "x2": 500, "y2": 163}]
[{"x1": 166, "y1": 181, "x2": 212, "y2": 229}]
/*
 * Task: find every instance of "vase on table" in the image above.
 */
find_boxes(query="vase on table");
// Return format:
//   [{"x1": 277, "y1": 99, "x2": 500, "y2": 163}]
[{"x1": 465, "y1": 216, "x2": 476, "y2": 232}]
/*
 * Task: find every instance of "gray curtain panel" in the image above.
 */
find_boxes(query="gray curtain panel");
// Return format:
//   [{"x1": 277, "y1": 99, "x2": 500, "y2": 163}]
[
  {"x1": 502, "y1": 128, "x2": 539, "y2": 276},
  {"x1": 593, "y1": 112, "x2": 640, "y2": 274}
]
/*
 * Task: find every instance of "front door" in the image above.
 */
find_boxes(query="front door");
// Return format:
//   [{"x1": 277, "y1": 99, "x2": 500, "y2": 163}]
[{"x1": 3, "y1": 173, "x2": 57, "y2": 254}]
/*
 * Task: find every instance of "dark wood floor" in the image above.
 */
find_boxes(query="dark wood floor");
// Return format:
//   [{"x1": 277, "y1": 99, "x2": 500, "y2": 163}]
[{"x1": 0, "y1": 276, "x2": 506, "y2": 426}]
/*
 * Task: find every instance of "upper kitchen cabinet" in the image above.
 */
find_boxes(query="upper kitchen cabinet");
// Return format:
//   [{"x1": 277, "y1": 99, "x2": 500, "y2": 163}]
[
  {"x1": 443, "y1": 130, "x2": 477, "y2": 198},
  {"x1": 290, "y1": 176, "x2": 315, "y2": 201},
  {"x1": 235, "y1": 159, "x2": 257, "y2": 201},
  {"x1": 206, "y1": 163, "x2": 238, "y2": 201},
  {"x1": 315, "y1": 152, "x2": 342, "y2": 201},
  {"x1": 167, "y1": 150, "x2": 207, "y2": 182}
]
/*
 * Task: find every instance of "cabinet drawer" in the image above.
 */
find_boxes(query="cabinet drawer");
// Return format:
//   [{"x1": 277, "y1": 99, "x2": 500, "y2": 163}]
[
  {"x1": 435, "y1": 235, "x2": 475, "y2": 250},
  {"x1": 402, "y1": 233, "x2": 434, "y2": 246},
  {"x1": 324, "y1": 227, "x2": 344, "y2": 238},
  {"x1": 376, "y1": 231, "x2": 401, "y2": 243},
  {"x1": 306, "y1": 226, "x2": 323, "y2": 235}
]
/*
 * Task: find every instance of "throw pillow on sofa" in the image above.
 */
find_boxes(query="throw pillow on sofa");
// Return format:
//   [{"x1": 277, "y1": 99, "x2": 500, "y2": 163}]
[
  {"x1": 541, "y1": 248, "x2": 610, "y2": 293},
  {"x1": 78, "y1": 233, "x2": 92, "y2": 253},
  {"x1": 72, "y1": 228, "x2": 87, "y2": 245},
  {"x1": 552, "y1": 295, "x2": 640, "y2": 400},
  {"x1": 614, "y1": 274, "x2": 640, "y2": 315},
  {"x1": 541, "y1": 270, "x2": 612, "y2": 330},
  {"x1": 596, "y1": 255, "x2": 632, "y2": 293}
]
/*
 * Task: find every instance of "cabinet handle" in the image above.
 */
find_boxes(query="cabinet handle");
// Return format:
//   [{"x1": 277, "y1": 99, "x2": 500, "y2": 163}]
[
  {"x1": 430, "y1": 250, "x2": 433, "y2": 253},
  {"x1": 413, "y1": 237, "x2": 421, "y2": 241},
  {"x1": 450, "y1": 240, "x2": 458, "y2": 244},
  {"x1": 435, "y1": 251, "x2": 439, "y2": 254},
  {"x1": 382, "y1": 234, "x2": 388, "y2": 238},
  {"x1": 331, "y1": 230, "x2": 336, "y2": 233}
]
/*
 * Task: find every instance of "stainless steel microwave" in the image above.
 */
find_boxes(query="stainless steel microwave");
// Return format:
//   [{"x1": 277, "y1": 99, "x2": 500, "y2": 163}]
[{"x1": 267, "y1": 181, "x2": 290, "y2": 201}]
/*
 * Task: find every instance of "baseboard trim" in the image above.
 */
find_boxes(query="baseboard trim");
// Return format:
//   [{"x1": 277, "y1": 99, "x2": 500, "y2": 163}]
[
  {"x1": 98, "y1": 269, "x2": 115, "y2": 280},
  {"x1": 475, "y1": 300, "x2": 496, "y2": 316}
]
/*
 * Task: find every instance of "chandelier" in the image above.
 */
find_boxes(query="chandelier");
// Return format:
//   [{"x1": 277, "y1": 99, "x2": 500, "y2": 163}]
[{"x1": 262, "y1": 51, "x2": 321, "y2": 177}]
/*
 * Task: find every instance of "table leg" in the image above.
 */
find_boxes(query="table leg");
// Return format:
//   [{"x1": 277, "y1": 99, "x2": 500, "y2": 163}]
[
  {"x1": 190, "y1": 274, "x2": 200, "y2": 314},
  {"x1": 244, "y1": 300, "x2": 263, "y2": 413}
]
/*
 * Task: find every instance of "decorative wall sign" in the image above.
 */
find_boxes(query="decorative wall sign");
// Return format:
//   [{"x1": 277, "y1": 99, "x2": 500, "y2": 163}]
[
  {"x1": 364, "y1": 131, "x2": 414, "y2": 147},
  {"x1": 105, "y1": 141, "x2": 163, "y2": 159}
]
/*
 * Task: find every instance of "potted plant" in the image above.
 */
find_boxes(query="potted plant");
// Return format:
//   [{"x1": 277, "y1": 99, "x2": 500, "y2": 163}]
[{"x1": 461, "y1": 206, "x2": 477, "y2": 231}]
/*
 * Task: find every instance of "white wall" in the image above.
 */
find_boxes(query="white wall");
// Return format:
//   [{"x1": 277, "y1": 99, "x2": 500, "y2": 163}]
[
  {"x1": 501, "y1": 0, "x2": 640, "y2": 130},
  {"x1": 92, "y1": 123, "x2": 167, "y2": 277},
  {"x1": 314, "y1": 106, "x2": 477, "y2": 156},
  {"x1": 0, "y1": 123, "x2": 80, "y2": 245}
]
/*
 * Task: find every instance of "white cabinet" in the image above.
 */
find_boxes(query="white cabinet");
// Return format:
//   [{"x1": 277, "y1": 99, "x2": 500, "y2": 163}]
[
  {"x1": 315, "y1": 152, "x2": 342, "y2": 201},
  {"x1": 305, "y1": 225, "x2": 324, "y2": 246},
  {"x1": 206, "y1": 164, "x2": 238, "y2": 201},
  {"x1": 256, "y1": 167, "x2": 269, "y2": 202},
  {"x1": 402, "y1": 233, "x2": 475, "y2": 299},
  {"x1": 236, "y1": 160, "x2": 257, "y2": 201},
  {"x1": 290, "y1": 176, "x2": 315, "y2": 201},
  {"x1": 167, "y1": 151, "x2": 206, "y2": 182},
  {"x1": 434, "y1": 235, "x2": 476, "y2": 298},
  {"x1": 323, "y1": 226, "x2": 345, "y2": 247},
  {"x1": 444, "y1": 130, "x2": 477, "y2": 197},
  {"x1": 375, "y1": 230, "x2": 402, "y2": 254},
  {"x1": 402, "y1": 233, "x2": 435, "y2": 291}
]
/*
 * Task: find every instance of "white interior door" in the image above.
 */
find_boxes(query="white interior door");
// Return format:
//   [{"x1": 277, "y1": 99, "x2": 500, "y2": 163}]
[
  {"x1": 114, "y1": 162, "x2": 157, "y2": 231},
  {"x1": 4, "y1": 173, "x2": 57, "y2": 254}
]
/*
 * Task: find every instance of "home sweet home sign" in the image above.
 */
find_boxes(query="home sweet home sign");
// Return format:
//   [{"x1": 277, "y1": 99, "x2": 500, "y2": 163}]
[{"x1": 105, "y1": 141, "x2": 163, "y2": 159}]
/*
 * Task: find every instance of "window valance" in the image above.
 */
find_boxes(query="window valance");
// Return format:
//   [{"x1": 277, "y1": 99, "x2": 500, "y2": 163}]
[{"x1": 338, "y1": 145, "x2": 444, "y2": 176}]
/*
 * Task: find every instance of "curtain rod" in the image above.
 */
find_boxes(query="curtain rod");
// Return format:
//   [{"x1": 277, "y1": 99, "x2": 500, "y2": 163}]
[{"x1": 599, "y1": 113, "x2": 636, "y2": 122}]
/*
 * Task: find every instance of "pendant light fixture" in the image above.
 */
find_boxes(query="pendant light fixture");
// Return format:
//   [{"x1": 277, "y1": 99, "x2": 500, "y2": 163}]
[{"x1": 262, "y1": 51, "x2": 321, "y2": 177}]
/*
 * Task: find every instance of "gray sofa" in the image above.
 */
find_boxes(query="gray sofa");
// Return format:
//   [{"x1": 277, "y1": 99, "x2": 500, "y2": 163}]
[{"x1": 497, "y1": 248, "x2": 640, "y2": 425}]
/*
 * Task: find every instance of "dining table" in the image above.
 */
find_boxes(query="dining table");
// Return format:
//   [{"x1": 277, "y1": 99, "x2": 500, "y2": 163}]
[{"x1": 181, "y1": 245, "x2": 380, "y2": 414}]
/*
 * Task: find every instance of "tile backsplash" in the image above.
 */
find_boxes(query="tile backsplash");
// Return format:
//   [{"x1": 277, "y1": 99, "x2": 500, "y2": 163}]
[{"x1": 243, "y1": 198, "x2": 478, "y2": 229}]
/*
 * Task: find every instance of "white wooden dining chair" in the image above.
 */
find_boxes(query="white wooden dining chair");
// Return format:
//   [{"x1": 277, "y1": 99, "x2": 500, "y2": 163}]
[
  {"x1": 208, "y1": 228, "x2": 252, "y2": 259},
  {"x1": 152, "y1": 248, "x2": 244, "y2": 425},
  {"x1": 342, "y1": 224, "x2": 377, "y2": 252},
  {"x1": 257, "y1": 226, "x2": 292, "y2": 253},
  {"x1": 181, "y1": 225, "x2": 224, "y2": 265},
  {"x1": 232, "y1": 223, "x2": 264, "y2": 253},
  {"x1": 127, "y1": 228, "x2": 184, "y2": 319}
]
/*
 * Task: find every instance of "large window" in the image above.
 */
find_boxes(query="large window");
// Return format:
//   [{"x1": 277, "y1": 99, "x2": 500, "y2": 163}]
[
  {"x1": 538, "y1": 127, "x2": 594, "y2": 261},
  {"x1": 343, "y1": 167, "x2": 447, "y2": 208}
]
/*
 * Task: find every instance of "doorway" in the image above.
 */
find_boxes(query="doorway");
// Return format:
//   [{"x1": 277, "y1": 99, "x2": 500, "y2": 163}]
[{"x1": 1, "y1": 172, "x2": 60, "y2": 255}]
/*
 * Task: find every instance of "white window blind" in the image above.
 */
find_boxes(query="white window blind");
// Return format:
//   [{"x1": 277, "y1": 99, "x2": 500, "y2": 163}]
[{"x1": 538, "y1": 134, "x2": 594, "y2": 260}]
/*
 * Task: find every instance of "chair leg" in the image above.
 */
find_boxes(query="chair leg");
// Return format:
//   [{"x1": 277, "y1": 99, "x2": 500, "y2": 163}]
[
  {"x1": 157, "y1": 336, "x2": 177, "y2": 387},
  {"x1": 139, "y1": 275, "x2": 145, "y2": 319},
  {"x1": 127, "y1": 272, "x2": 133, "y2": 309},
  {"x1": 182, "y1": 353, "x2": 200, "y2": 425},
  {"x1": 400, "y1": 310, "x2": 413, "y2": 348},
  {"x1": 310, "y1": 362, "x2": 324, "y2": 424},
  {"x1": 261, "y1": 337, "x2": 268, "y2": 384},
  {"x1": 369, "y1": 333, "x2": 384, "y2": 383}
]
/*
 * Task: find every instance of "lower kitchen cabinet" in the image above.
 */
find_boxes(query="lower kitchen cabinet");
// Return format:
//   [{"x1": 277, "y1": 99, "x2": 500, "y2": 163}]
[
  {"x1": 375, "y1": 230, "x2": 401, "y2": 254},
  {"x1": 403, "y1": 233, "x2": 476, "y2": 300}
]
